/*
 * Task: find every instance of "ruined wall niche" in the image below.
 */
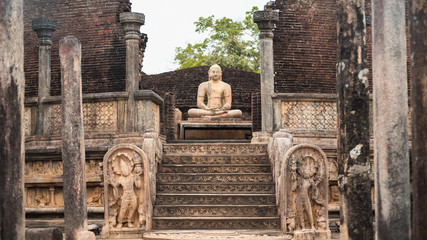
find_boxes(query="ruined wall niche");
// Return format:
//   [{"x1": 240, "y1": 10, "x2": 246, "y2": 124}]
[
  {"x1": 280, "y1": 144, "x2": 330, "y2": 239},
  {"x1": 102, "y1": 144, "x2": 151, "y2": 238}
]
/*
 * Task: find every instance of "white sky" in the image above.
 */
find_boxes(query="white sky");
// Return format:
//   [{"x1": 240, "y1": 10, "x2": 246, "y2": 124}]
[{"x1": 131, "y1": 0, "x2": 269, "y2": 74}]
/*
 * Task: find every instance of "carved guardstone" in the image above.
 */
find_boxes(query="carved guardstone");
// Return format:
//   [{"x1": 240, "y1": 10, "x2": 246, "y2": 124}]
[
  {"x1": 102, "y1": 144, "x2": 151, "y2": 239},
  {"x1": 280, "y1": 144, "x2": 330, "y2": 239}
]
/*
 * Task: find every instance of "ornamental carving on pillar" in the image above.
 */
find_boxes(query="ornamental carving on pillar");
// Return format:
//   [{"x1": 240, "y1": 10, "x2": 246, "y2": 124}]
[
  {"x1": 280, "y1": 144, "x2": 330, "y2": 239},
  {"x1": 102, "y1": 144, "x2": 151, "y2": 238}
]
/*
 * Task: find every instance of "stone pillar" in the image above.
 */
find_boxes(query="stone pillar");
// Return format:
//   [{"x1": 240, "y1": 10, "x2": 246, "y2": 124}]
[
  {"x1": 32, "y1": 18, "x2": 56, "y2": 135},
  {"x1": 120, "y1": 12, "x2": 145, "y2": 132},
  {"x1": 409, "y1": 1, "x2": 427, "y2": 239},
  {"x1": 59, "y1": 36, "x2": 95, "y2": 240},
  {"x1": 253, "y1": 9, "x2": 278, "y2": 133},
  {"x1": 0, "y1": 0, "x2": 25, "y2": 239},
  {"x1": 336, "y1": 1, "x2": 373, "y2": 239},
  {"x1": 372, "y1": 1, "x2": 411, "y2": 239}
]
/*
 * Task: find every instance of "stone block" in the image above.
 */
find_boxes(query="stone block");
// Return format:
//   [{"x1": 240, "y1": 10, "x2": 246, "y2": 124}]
[{"x1": 25, "y1": 228, "x2": 63, "y2": 240}]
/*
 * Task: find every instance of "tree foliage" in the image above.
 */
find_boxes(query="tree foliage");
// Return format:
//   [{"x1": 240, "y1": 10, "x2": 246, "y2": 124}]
[{"x1": 174, "y1": 7, "x2": 260, "y2": 73}]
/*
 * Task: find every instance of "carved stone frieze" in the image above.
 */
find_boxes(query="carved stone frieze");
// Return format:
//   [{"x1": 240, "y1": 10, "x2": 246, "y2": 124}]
[
  {"x1": 163, "y1": 144, "x2": 267, "y2": 155},
  {"x1": 328, "y1": 157, "x2": 338, "y2": 181},
  {"x1": 155, "y1": 194, "x2": 276, "y2": 205},
  {"x1": 157, "y1": 183, "x2": 274, "y2": 194},
  {"x1": 26, "y1": 187, "x2": 52, "y2": 207},
  {"x1": 162, "y1": 155, "x2": 269, "y2": 165},
  {"x1": 329, "y1": 185, "x2": 339, "y2": 204},
  {"x1": 281, "y1": 101, "x2": 337, "y2": 132},
  {"x1": 153, "y1": 219, "x2": 280, "y2": 229},
  {"x1": 156, "y1": 174, "x2": 273, "y2": 183},
  {"x1": 25, "y1": 186, "x2": 104, "y2": 207},
  {"x1": 49, "y1": 101, "x2": 118, "y2": 134},
  {"x1": 51, "y1": 104, "x2": 62, "y2": 134},
  {"x1": 280, "y1": 144, "x2": 330, "y2": 239},
  {"x1": 83, "y1": 101, "x2": 117, "y2": 131},
  {"x1": 25, "y1": 160, "x2": 101, "y2": 177},
  {"x1": 102, "y1": 144, "x2": 151, "y2": 238},
  {"x1": 154, "y1": 206, "x2": 277, "y2": 217},
  {"x1": 159, "y1": 165, "x2": 271, "y2": 174},
  {"x1": 87, "y1": 186, "x2": 103, "y2": 206}
]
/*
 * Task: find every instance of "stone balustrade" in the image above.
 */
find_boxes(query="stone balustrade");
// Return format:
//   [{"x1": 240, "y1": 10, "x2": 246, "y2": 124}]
[
  {"x1": 272, "y1": 93, "x2": 379, "y2": 136},
  {"x1": 24, "y1": 90, "x2": 163, "y2": 137}
]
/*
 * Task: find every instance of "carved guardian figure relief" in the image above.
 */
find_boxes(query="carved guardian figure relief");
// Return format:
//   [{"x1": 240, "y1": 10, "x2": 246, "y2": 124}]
[
  {"x1": 102, "y1": 144, "x2": 151, "y2": 238},
  {"x1": 281, "y1": 144, "x2": 330, "y2": 239}
]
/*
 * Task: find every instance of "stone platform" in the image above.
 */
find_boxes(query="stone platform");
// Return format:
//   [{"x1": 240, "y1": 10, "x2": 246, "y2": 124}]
[{"x1": 179, "y1": 119, "x2": 252, "y2": 140}]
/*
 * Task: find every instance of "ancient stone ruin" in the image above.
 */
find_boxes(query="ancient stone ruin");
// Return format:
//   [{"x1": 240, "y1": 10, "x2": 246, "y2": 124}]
[{"x1": 1, "y1": 0, "x2": 425, "y2": 239}]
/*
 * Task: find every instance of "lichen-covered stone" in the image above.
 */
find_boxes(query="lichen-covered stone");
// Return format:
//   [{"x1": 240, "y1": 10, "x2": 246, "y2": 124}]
[{"x1": 0, "y1": 0, "x2": 25, "y2": 239}]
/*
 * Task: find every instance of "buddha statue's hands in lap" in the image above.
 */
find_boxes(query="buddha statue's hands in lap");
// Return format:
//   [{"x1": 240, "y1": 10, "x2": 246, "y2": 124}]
[{"x1": 188, "y1": 64, "x2": 242, "y2": 119}]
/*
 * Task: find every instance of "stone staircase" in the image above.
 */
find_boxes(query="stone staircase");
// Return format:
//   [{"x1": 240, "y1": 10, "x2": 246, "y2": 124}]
[{"x1": 153, "y1": 143, "x2": 280, "y2": 230}]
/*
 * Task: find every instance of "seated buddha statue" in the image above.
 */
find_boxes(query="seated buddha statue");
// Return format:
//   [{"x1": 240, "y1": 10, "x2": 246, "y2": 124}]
[{"x1": 188, "y1": 64, "x2": 243, "y2": 119}]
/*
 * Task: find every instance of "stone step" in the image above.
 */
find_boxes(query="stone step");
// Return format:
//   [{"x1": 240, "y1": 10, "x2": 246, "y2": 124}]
[
  {"x1": 157, "y1": 182, "x2": 275, "y2": 194},
  {"x1": 163, "y1": 144, "x2": 267, "y2": 155},
  {"x1": 162, "y1": 155, "x2": 269, "y2": 164},
  {"x1": 158, "y1": 164, "x2": 272, "y2": 174},
  {"x1": 142, "y1": 230, "x2": 291, "y2": 240},
  {"x1": 157, "y1": 173, "x2": 274, "y2": 183},
  {"x1": 154, "y1": 205, "x2": 278, "y2": 217},
  {"x1": 155, "y1": 193, "x2": 276, "y2": 205},
  {"x1": 152, "y1": 217, "x2": 280, "y2": 230}
]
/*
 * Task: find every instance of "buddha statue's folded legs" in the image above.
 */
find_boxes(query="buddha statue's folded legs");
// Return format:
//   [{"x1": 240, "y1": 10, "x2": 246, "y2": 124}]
[{"x1": 188, "y1": 108, "x2": 242, "y2": 118}]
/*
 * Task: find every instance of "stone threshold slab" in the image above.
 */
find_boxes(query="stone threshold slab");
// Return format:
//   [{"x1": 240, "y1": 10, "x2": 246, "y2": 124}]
[{"x1": 141, "y1": 230, "x2": 291, "y2": 240}]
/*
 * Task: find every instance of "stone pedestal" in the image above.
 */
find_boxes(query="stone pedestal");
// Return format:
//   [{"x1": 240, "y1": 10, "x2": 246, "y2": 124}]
[
  {"x1": 60, "y1": 36, "x2": 95, "y2": 240},
  {"x1": 120, "y1": 12, "x2": 145, "y2": 132},
  {"x1": 253, "y1": 9, "x2": 279, "y2": 134},
  {"x1": 32, "y1": 18, "x2": 56, "y2": 136},
  {"x1": 179, "y1": 119, "x2": 252, "y2": 140},
  {"x1": 0, "y1": 1, "x2": 25, "y2": 239},
  {"x1": 336, "y1": 1, "x2": 373, "y2": 239},
  {"x1": 372, "y1": 0, "x2": 410, "y2": 239}
]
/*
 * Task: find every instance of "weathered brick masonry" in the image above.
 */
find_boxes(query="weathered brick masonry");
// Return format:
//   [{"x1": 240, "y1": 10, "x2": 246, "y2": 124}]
[
  {"x1": 141, "y1": 66, "x2": 260, "y2": 119},
  {"x1": 24, "y1": 0, "x2": 131, "y2": 97},
  {"x1": 273, "y1": 0, "x2": 409, "y2": 94},
  {"x1": 273, "y1": 0, "x2": 338, "y2": 94}
]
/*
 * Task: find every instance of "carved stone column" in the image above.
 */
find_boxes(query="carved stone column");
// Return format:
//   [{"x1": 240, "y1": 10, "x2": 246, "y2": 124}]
[
  {"x1": 0, "y1": 0, "x2": 25, "y2": 239},
  {"x1": 372, "y1": 0, "x2": 410, "y2": 239},
  {"x1": 336, "y1": 0, "x2": 373, "y2": 239},
  {"x1": 253, "y1": 9, "x2": 278, "y2": 134},
  {"x1": 32, "y1": 18, "x2": 56, "y2": 135},
  {"x1": 120, "y1": 12, "x2": 145, "y2": 132},
  {"x1": 59, "y1": 36, "x2": 95, "y2": 240},
  {"x1": 409, "y1": 0, "x2": 427, "y2": 239}
]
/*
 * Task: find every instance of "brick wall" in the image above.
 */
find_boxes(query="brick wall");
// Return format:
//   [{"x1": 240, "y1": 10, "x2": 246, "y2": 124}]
[
  {"x1": 251, "y1": 92, "x2": 262, "y2": 132},
  {"x1": 273, "y1": 0, "x2": 338, "y2": 94},
  {"x1": 273, "y1": 0, "x2": 410, "y2": 94},
  {"x1": 141, "y1": 66, "x2": 260, "y2": 120},
  {"x1": 24, "y1": 0, "x2": 131, "y2": 97}
]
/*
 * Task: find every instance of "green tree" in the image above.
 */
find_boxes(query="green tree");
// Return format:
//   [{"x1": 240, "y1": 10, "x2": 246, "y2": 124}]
[{"x1": 174, "y1": 7, "x2": 260, "y2": 73}]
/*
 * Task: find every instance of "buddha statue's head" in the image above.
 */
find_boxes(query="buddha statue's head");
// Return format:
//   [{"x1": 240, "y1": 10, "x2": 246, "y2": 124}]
[{"x1": 208, "y1": 64, "x2": 222, "y2": 82}]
